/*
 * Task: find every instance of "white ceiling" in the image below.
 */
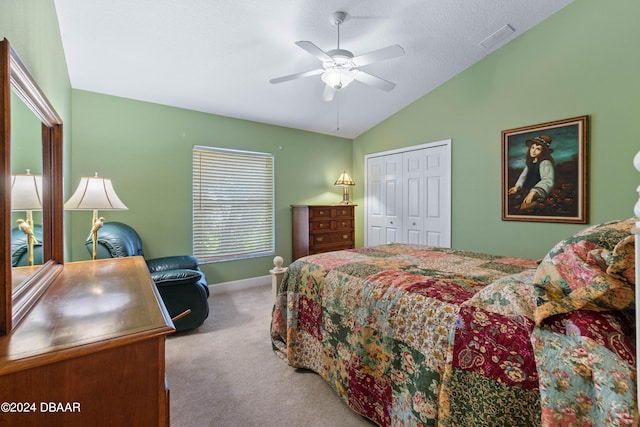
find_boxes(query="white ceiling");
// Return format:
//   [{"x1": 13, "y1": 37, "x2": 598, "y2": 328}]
[{"x1": 53, "y1": 0, "x2": 573, "y2": 139}]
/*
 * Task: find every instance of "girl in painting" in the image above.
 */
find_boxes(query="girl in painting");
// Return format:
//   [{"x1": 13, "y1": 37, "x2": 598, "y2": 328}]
[{"x1": 508, "y1": 134, "x2": 555, "y2": 210}]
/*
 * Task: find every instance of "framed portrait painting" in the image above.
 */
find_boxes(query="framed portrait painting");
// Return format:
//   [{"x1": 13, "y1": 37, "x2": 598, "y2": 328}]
[{"x1": 501, "y1": 115, "x2": 588, "y2": 223}]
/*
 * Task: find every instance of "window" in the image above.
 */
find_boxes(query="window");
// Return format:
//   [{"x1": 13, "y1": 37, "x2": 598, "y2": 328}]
[{"x1": 192, "y1": 145, "x2": 274, "y2": 263}]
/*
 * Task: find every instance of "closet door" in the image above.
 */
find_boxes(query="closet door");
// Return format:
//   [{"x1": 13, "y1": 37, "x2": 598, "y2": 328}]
[
  {"x1": 366, "y1": 153, "x2": 402, "y2": 245},
  {"x1": 402, "y1": 149, "x2": 425, "y2": 244},
  {"x1": 366, "y1": 140, "x2": 451, "y2": 248},
  {"x1": 422, "y1": 144, "x2": 451, "y2": 247}
]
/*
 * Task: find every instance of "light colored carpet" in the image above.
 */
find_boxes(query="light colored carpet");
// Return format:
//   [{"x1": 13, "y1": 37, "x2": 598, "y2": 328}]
[{"x1": 166, "y1": 283, "x2": 376, "y2": 427}]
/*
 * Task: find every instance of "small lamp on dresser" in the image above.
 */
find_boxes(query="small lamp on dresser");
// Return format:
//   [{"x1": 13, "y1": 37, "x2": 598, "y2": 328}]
[{"x1": 334, "y1": 171, "x2": 355, "y2": 204}]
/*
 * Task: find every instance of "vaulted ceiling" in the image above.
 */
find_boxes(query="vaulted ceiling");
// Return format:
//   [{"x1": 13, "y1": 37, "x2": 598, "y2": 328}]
[{"x1": 54, "y1": 0, "x2": 573, "y2": 139}]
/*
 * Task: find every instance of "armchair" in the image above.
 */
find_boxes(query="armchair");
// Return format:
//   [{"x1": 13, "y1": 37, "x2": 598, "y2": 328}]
[{"x1": 86, "y1": 222, "x2": 209, "y2": 331}]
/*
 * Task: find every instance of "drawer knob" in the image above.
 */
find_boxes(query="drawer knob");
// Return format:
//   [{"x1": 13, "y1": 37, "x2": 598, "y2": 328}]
[
  {"x1": 319, "y1": 223, "x2": 324, "y2": 228},
  {"x1": 341, "y1": 222, "x2": 346, "y2": 227},
  {"x1": 317, "y1": 237, "x2": 324, "y2": 242},
  {"x1": 319, "y1": 210, "x2": 324, "y2": 215},
  {"x1": 343, "y1": 234, "x2": 349, "y2": 239}
]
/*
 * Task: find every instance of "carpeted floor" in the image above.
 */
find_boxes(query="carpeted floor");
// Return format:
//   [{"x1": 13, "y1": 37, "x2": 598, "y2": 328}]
[{"x1": 165, "y1": 283, "x2": 376, "y2": 427}]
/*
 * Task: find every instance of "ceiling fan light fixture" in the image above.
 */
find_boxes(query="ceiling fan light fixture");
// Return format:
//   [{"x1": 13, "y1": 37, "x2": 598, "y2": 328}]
[
  {"x1": 270, "y1": 9, "x2": 404, "y2": 105},
  {"x1": 321, "y1": 69, "x2": 355, "y2": 89}
]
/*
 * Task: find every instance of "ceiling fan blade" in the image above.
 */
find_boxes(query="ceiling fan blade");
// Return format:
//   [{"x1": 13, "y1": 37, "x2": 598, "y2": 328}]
[
  {"x1": 351, "y1": 44, "x2": 405, "y2": 67},
  {"x1": 352, "y1": 70, "x2": 396, "y2": 91},
  {"x1": 295, "y1": 41, "x2": 334, "y2": 62},
  {"x1": 322, "y1": 84, "x2": 336, "y2": 102},
  {"x1": 270, "y1": 68, "x2": 323, "y2": 84}
]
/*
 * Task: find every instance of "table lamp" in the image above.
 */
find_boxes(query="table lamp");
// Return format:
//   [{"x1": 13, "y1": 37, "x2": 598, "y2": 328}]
[
  {"x1": 65, "y1": 173, "x2": 128, "y2": 259},
  {"x1": 334, "y1": 171, "x2": 355, "y2": 204},
  {"x1": 11, "y1": 170, "x2": 43, "y2": 266}
]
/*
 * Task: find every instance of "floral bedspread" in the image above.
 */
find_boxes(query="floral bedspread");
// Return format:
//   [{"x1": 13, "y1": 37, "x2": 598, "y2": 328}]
[{"x1": 270, "y1": 244, "x2": 636, "y2": 426}]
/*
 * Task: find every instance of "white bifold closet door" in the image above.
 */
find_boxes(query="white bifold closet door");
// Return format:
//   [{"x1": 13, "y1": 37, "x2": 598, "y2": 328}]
[
  {"x1": 366, "y1": 153, "x2": 403, "y2": 246},
  {"x1": 366, "y1": 140, "x2": 451, "y2": 248}
]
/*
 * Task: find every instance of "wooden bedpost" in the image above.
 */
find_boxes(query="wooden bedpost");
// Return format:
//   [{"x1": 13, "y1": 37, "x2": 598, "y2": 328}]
[
  {"x1": 633, "y1": 150, "x2": 640, "y2": 411},
  {"x1": 270, "y1": 256, "x2": 287, "y2": 302}
]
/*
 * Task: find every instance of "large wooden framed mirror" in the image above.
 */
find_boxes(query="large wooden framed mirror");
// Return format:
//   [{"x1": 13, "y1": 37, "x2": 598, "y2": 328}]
[{"x1": 0, "y1": 38, "x2": 64, "y2": 335}]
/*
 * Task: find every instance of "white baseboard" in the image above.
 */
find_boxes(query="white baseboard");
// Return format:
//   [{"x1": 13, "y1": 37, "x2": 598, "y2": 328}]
[{"x1": 208, "y1": 275, "x2": 271, "y2": 295}]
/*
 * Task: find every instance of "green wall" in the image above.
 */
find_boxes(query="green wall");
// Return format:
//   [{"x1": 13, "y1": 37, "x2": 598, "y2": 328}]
[
  {"x1": 0, "y1": 0, "x2": 70, "y2": 110},
  {"x1": 10, "y1": 93, "x2": 44, "y2": 227},
  {"x1": 352, "y1": 0, "x2": 640, "y2": 260},
  {"x1": 0, "y1": 0, "x2": 72, "y2": 258},
  {"x1": 69, "y1": 91, "x2": 352, "y2": 283},
  {"x1": 3, "y1": 0, "x2": 640, "y2": 283}
]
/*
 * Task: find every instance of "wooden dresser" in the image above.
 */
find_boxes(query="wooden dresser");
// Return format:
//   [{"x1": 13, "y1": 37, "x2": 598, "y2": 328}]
[
  {"x1": 292, "y1": 204, "x2": 356, "y2": 260},
  {"x1": 0, "y1": 256, "x2": 174, "y2": 427}
]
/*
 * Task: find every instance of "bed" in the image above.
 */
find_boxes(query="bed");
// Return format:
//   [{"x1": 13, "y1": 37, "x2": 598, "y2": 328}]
[{"x1": 271, "y1": 211, "x2": 639, "y2": 424}]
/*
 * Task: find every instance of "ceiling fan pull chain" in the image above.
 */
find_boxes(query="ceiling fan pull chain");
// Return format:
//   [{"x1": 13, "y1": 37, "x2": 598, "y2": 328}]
[
  {"x1": 336, "y1": 21, "x2": 343, "y2": 89},
  {"x1": 336, "y1": 91, "x2": 340, "y2": 131}
]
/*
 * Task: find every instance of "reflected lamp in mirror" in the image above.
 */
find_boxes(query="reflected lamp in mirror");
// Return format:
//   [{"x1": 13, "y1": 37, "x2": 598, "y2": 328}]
[
  {"x1": 65, "y1": 173, "x2": 128, "y2": 260},
  {"x1": 11, "y1": 170, "x2": 43, "y2": 266},
  {"x1": 334, "y1": 171, "x2": 355, "y2": 204}
]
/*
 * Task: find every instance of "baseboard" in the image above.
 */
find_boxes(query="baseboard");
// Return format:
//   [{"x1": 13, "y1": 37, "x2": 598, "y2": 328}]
[{"x1": 208, "y1": 275, "x2": 271, "y2": 295}]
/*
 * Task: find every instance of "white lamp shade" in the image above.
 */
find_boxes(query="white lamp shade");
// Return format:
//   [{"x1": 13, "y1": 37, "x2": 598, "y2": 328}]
[
  {"x1": 64, "y1": 174, "x2": 128, "y2": 211},
  {"x1": 11, "y1": 172, "x2": 43, "y2": 211}
]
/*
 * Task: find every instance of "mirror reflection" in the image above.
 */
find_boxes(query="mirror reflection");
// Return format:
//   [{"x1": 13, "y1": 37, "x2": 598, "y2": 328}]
[
  {"x1": 10, "y1": 91, "x2": 44, "y2": 288},
  {"x1": 1, "y1": 38, "x2": 64, "y2": 334}
]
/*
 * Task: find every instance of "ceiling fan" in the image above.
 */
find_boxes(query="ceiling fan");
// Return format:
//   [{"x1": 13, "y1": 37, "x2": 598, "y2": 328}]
[{"x1": 270, "y1": 11, "x2": 405, "y2": 102}]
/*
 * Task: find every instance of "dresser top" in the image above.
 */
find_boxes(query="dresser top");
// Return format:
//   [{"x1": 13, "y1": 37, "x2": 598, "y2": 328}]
[{"x1": 0, "y1": 256, "x2": 174, "y2": 374}]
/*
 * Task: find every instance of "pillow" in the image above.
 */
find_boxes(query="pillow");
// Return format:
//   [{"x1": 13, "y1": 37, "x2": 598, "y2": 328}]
[
  {"x1": 533, "y1": 218, "x2": 636, "y2": 325},
  {"x1": 151, "y1": 269, "x2": 202, "y2": 287}
]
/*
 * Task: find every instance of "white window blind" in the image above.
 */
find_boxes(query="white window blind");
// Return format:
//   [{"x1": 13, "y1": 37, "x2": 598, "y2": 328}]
[{"x1": 192, "y1": 145, "x2": 274, "y2": 263}]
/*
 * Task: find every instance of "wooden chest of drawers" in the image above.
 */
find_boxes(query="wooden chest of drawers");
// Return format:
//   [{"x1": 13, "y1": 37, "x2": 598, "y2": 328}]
[{"x1": 292, "y1": 205, "x2": 356, "y2": 260}]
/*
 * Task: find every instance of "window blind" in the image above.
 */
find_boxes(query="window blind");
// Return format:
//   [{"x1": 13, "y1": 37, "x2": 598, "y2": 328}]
[{"x1": 192, "y1": 145, "x2": 274, "y2": 263}]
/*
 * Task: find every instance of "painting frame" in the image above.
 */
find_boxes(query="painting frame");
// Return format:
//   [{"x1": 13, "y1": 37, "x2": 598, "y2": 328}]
[{"x1": 501, "y1": 115, "x2": 588, "y2": 223}]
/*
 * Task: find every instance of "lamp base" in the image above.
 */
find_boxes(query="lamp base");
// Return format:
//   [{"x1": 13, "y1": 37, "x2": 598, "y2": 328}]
[
  {"x1": 340, "y1": 186, "x2": 351, "y2": 204},
  {"x1": 90, "y1": 210, "x2": 105, "y2": 260},
  {"x1": 17, "y1": 211, "x2": 37, "y2": 266}
]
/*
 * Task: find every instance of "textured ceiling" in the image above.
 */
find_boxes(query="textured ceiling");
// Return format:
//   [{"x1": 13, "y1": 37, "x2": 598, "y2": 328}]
[{"x1": 53, "y1": 0, "x2": 573, "y2": 139}]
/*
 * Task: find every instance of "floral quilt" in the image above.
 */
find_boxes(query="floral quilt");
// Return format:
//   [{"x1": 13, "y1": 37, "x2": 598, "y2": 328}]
[{"x1": 271, "y1": 241, "x2": 637, "y2": 426}]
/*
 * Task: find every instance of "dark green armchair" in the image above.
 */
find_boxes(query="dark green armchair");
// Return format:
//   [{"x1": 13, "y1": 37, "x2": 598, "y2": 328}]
[{"x1": 86, "y1": 221, "x2": 209, "y2": 331}]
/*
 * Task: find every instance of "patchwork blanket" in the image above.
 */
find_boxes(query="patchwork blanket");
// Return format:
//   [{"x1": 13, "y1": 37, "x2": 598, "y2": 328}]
[{"x1": 271, "y1": 243, "x2": 636, "y2": 426}]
